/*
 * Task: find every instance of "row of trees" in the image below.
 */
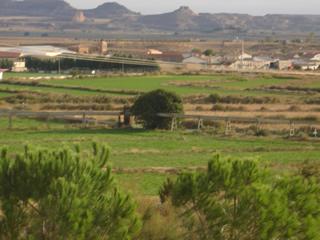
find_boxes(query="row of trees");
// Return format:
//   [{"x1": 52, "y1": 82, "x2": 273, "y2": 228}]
[
  {"x1": 0, "y1": 144, "x2": 319, "y2": 239},
  {"x1": 0, "y1": 59, "x2": 13, "y2": 69}
]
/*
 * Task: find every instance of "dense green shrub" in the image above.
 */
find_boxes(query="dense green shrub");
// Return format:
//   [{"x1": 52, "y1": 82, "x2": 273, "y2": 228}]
[
  {"x1": 131, "y1": 89, "x2": 183, "y2": 129},
  {"x1": 0, "y1": 143, "x2": 140, "y2": 239},
  {"x1": 160, "y1": 155, "x2": 320, "y2": 240},
  {"x1": 0, "y1": 59, "x2": 13, "y2": 69}
]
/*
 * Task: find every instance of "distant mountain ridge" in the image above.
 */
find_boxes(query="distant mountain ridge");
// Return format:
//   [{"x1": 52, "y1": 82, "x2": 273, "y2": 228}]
[
  {"x1": 1, "y1": 0, "x2": 320, "y2": 34},
  {"x1": 84, "y1": 2, "x2": 139, "y2": 19},
  {"x1": 0, "y1": 0, "x2": 75, "y2": 19}
]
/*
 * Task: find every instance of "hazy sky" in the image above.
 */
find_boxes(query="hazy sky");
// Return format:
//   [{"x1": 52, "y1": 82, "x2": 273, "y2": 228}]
[{"x1": 66, "y1": 0, "x2": 319, "y2": 15}]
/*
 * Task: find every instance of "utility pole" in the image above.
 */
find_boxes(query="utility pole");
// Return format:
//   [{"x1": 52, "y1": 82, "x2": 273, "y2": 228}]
[
  {"x1": 122, "y1": 41, "x2": 125, "y2": 73},
  {"x1": 58, "y1": 57, "x2": 61, "y2": 75},
  {"x1": 241, "y1": 40, "x2": 244, "y2": 70}
]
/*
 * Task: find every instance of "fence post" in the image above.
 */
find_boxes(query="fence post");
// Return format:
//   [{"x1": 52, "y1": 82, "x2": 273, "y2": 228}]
[
  {"x1": 123, "y1": 106, "x2": 131, "y2": 127},
  {"x1": 225, "y1": 120, "x2": 232, "y2": 135},
  {"x1": 8, "y1": 112, "x2": 13, "y2": 129},
  {"x1": 197, "y1": 118, "x2": 204, "y2": 131},
  {"x1": 256, "y1": 119, "x2": 261, "y2": 134},
  {"x1": 117, "y1": 115, "x2": 121, "y2": 128},
  {"x1": 46, "y1": 113, "x2": 50, "y2": 129},
  {"x1": 313, "y1": 128, "x2": 318, "y2": 137},
  {"x1": 82, "y1": 113, "x2": 86, "y2": 128},
  {"x1": 171, "y1": 117, "x2": 178, "y2": 132},
  {"x1": 289, "y1": 121, "x2": 295, "y2": 137}
]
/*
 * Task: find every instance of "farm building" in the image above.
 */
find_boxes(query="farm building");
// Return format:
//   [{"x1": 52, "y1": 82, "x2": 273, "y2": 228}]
[
  {"x1": 300, "y1": 52, "x2": 320, "y2": 62},
  {"x1": 148, "y1": 51, "x2": 183, "y2": 63},
  {"x1": 0, "y1": 51, "x2": 27, "y2": 72},
  {"x1": 147, "y1": 49, "x2": 163, "y2": 55},
  {"x1": 0, "y1": 46, "x2": 74, "y2": 57},
  {"x1": 270, "y1": 60, "x2": 293, "y2": 70},
  {"x1": 238, "y1": 53, "x2": 252, "y2": 61},
  {"x1": 230, "y1": 56, "x2": 273, "y2": 70},
  {"x1": 293, "y1": 60, "x2": 319, "y2": 71},
  {"x1": 311, "y1": 53, "x2": 320, "y2": 61},
  {"x1": 206, "y1": 56, "x2": 224, "y2": 65},
  {"x1": 69, "y1": 44, "x2": 90, "y2": 54}
]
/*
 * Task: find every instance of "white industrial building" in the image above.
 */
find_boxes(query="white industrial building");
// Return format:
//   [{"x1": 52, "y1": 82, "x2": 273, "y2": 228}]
[{"x1": 0, "y1": 45, "x2": 74, "y2": 58}]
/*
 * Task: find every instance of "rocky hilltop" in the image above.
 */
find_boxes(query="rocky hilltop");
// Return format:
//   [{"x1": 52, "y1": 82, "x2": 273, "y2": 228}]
[
  {"x1": 84, "y1": 2, "x2": 139, "y2": 19},
  {"x1": 0, "y1": 0, "x2": 75, "y2": 20},
  {"x1": 1, "y1": 0, "x2": 320, "y2": 34}
]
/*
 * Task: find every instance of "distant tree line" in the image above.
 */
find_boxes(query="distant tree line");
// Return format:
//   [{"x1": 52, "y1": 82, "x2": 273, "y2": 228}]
[{"x1": 0, "y1": 59, "x2": 13, "y2": 69}]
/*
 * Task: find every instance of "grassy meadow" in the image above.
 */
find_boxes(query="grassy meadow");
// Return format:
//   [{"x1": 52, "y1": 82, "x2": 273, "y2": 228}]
[
  {"x1": 1, "y1": 72, "x2": 320, "y2": 197},
  {"x1": 0, "y1": 117, "x2": 319, "y2": 196},
  {"x1": 0, "y1": 73, "x2": 304, "y2": 98},
  {"x1": 41, "y1": 74, "x2": 295, "y2": 96}
]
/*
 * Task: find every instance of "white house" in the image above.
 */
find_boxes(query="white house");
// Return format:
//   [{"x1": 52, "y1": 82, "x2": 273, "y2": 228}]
[
  {"x1": 0, "y1": 51, "x2": 27, "y2": 72},
  {"x1": 12, "y1": 60, "x2": 27, "y2": 72},
  {"x1": 293, "y1": 60, "x2": 319, "y2": 71},
  {"x1": 230, "y1": 56, "x2": 273, "y2": 70},
  {"x1": 147, "y1": 49, "x2": 163, "y2": 55},
  {"x1": 311, "y1": 53, "x2": 320, "y2": 61},
  {"x1": 238, "y1": 53, "x2": 252, "y2": 61}
]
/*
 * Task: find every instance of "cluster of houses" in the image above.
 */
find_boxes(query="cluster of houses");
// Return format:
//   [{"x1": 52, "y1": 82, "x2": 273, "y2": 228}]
[
  {"x1": 146, "y1": 48, "x2": 320, "y2": 71},
  {"x1": 1, "y1": 43, "x2": 320, "y2": 74}
]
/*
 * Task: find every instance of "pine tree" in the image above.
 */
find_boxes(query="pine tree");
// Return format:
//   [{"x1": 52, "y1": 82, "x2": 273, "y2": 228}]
[
  {"x1": 0, "y1": 143, "x2": 141, "y2": 240},
  {"x1": 160, "y1": 155, "x2": 320, "y2": 240}
]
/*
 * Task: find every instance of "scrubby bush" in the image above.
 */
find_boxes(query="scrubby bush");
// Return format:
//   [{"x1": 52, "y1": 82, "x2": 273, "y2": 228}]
[
  {"x1": 207, "y1": 93, "x2": 221, "y2": 103},
  {"x1": 131, "y1": 89, "x2": 183, "y2": 129},
  {"x1": 207, "y1": 94, "x2": 279, "y2": 104},
  {"x1": 137, "y1": 197, "x2": 182, "y2": 240}
]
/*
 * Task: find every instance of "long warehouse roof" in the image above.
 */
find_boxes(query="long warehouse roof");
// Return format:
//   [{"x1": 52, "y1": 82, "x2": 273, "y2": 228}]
[{"x1": 0, "y1": 45, "x2": 74, "y2": 57}]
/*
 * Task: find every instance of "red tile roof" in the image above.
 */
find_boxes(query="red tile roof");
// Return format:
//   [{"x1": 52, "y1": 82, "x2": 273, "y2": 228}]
[{"x1": 0, "y1": 51, "x2": 22, "y2": 59}]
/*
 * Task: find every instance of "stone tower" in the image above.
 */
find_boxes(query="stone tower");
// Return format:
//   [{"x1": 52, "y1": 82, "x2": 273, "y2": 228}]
[
  {"x1": 99, "y1": 40, "x2": 108, "y2": 55},
  {"x1": 72, "y1": 10, "x2": 86, "y2": 23}
]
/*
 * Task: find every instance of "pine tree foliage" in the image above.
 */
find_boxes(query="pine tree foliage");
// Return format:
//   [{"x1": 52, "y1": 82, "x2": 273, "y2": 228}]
[
  {"x1": 0, "y1": 143, "x2": 140, "y2": 240},
  {"x1": 160, "y1": 155, "x2": 320, "y2": 240}
]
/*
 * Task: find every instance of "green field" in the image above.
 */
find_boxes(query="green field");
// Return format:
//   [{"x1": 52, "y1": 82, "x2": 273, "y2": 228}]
[
  {"x1": 41, "y1": 74, "x2": 296, "y2": 96},
  {"x1": 0, "y1": 73, "x2": 314, "y2": 100},
  {"x1": 1, "y1": 117, "x2": 319, "y2": 196},
  {"x1": 1, "y1": 73, "x2": 320, "y2": 197}
]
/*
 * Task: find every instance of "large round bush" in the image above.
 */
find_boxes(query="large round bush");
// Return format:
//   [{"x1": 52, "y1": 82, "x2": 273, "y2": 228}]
[{"x1": 131, "y1": 89, "x2": 183, "y2": 129}]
